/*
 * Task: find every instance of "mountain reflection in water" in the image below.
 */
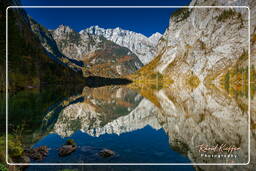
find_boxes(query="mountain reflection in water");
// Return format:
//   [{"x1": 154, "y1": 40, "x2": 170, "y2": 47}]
[{"x1": 7, "y1": 76, "x2": 249, "y2": 169}]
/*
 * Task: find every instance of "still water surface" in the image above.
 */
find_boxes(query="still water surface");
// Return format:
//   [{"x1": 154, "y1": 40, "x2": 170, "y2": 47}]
[{"x1": 7, "y1": 77, "x2": 249, "y2": 169}]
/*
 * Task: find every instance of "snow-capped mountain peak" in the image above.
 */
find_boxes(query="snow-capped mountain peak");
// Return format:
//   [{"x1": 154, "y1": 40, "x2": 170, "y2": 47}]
[
  {"x1": 80, "y1": 25, "x2": 162, "y2": 64},
  {"x1": 149, "y1": 32, "x2": 162, "y2": 46}
]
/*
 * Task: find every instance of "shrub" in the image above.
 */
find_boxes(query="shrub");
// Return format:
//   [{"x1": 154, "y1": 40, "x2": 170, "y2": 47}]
[
  {"x1": 172, "y1": 8, "x2": 190, "y2": 22},
  {"x1": 217, "y1": 9, "x2": 239, "y2": 22},
  {"x1": 8, "y1": 135, "x2": 24, "y2": 158},
  {"x1": 239, "y1": 49, "x2": 248, "y2": 60},
  {"x1": 0, "y1": 164, "x2": 8, "y2": 171},
  {"x1": 198, "y1": 40, "x2": 207, "y2": 50}
]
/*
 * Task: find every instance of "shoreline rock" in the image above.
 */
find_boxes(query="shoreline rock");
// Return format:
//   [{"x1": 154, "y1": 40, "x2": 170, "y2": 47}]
[{"x1": 24, "y1": 146, "x2": 48, "y2": 161}]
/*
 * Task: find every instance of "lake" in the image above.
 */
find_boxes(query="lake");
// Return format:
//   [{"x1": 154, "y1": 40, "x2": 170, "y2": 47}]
[{"x1": 5, "y1": 76, "x2": 249, "y2": 169}]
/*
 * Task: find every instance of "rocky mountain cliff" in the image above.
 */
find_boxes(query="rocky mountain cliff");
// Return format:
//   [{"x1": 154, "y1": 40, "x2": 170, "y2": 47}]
[
  {"x1": 81, "y1": 25, "x2": 162, "y2": 64},
  {"x1": 131, "y1": 0, "x2": 253, "y2": 90},
  {"x1": 153, "y1": 5, "x2": 248, "y2": 84}
]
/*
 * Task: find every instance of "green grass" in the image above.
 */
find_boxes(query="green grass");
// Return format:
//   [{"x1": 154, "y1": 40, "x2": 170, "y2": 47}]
[{"x1": 0, "y1": 163, "x2": 8, "y2": 171}]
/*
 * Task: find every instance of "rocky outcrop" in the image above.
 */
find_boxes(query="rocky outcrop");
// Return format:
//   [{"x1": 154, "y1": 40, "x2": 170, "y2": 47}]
[{"x1": 82, "y1": 26, "x2": 162, "y2": 64}]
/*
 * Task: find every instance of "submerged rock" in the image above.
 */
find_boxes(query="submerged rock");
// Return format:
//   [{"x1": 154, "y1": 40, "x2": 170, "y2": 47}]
[
  {"x1": 59, "y1": 139, "x2": 77, "y2": 157},
  {"x1": 58, "y1": 145, "x2": 77, "y2": 157},
  {"x1": 25, "y1": 146, "x2": 48, "y2": 161},
  {"x1": 98, "y1": 149, "x2": 115, "y2": 158}
]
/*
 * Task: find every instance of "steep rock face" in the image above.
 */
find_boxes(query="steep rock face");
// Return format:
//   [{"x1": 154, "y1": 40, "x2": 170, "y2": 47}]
[
  {"x1": 82, "y1": 26, "x2": 162, "y2": 64},
  {"x1": 51, "y1": 25, "x2": 143, "y2": 77},
  {"x1": 153, "y1": 1, "x2": 249, "y2": 86}
]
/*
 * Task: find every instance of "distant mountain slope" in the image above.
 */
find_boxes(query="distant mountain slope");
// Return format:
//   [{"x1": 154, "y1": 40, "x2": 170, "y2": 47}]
[
  {"x1": 81, "y1": 25, "x2": 162, "y2": 64},
  {"x1": 50, "y1": 25, "x2": 143, "y2": 77},
  {"x1": 51, "y1": 25, "x2": 104, "y2": 60}
]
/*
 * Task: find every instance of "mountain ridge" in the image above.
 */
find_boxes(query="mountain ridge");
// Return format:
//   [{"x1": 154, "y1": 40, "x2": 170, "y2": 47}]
[
  {"x1": 31, "y1": 24, "x2": 144, "y2": 78},
  {"x1": 80, "y1": 25, "x2": 162, "y2": 64}
]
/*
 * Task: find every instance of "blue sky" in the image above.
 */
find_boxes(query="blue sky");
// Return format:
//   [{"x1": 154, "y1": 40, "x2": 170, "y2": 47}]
[{"x1": 20, "y1": 0, "x2": 191, "y2": 37}]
